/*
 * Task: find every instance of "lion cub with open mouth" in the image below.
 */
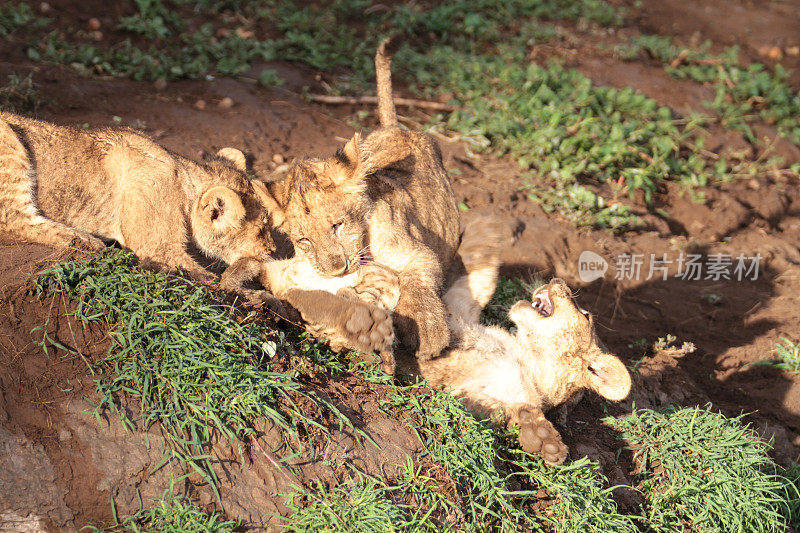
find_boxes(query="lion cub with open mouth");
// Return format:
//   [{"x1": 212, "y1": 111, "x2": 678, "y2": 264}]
[{"x1": 415, "y1": 217, "x2": 631, "y2": 464}]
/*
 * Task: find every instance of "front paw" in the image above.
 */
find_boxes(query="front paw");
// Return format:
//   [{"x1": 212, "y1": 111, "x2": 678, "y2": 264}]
[
  {"x1": 354, "y1": 264, "x2": 400, "y2": 309},
  {"x1": 517, "y1": 408, "x2": 568, "y2": 465},
  {"x1": 344, "y1": 303, "x2": 395, "y2": 372}
]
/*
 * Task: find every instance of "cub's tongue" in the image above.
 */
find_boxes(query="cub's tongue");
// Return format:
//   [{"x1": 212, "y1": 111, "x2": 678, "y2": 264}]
[{"x1": 532, "y1": 289, "x2": 553, "y2": 317}]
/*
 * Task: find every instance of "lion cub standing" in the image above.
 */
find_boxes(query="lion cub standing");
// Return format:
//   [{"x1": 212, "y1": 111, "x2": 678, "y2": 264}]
[
  {"x1": 0, "y1": 111, "x2": 278, "y2": 279},
  {"x1": 266, "y1": 37, "x2": 460, "y2": 365}
]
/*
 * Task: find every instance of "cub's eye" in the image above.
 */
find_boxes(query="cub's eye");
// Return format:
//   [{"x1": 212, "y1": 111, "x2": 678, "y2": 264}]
[
  {"x1": 332, "y1": 221, "x2": 344, "y2": 236},
  {"x1": 297, "y1": 238, "x2": 311, "y2": 247}
]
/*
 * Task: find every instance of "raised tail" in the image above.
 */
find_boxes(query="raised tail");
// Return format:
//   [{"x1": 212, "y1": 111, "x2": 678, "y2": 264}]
[
  {"x1": 444, "y1": 214, "x2": 511, "y2": 326},
  {"x1": 375, "y1": 35, "x2": 400, "y2": 127}
]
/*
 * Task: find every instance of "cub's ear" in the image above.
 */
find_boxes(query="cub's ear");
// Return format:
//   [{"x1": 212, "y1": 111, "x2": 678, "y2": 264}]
[
  {"x1": 330, "y1": 133, "x2": 367, "y2": 195},
  {"x1": 251, "y1": 179, "x2": 285, "y2": 227},
  {"x1": 198, "y1": 186, "x2": 245, "y2": 232},
  {"x1": 216, "y1": 147, "x2": 247, "y2": 172},
  {"x1": 585, "y1": 350, "x2": 631, "y2": 401}
]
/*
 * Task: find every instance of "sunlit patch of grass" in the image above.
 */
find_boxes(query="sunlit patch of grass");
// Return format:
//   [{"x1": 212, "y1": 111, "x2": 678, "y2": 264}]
[
  {"x1": 89, "y1": 493, "x2": 238, "y2": 533},
  {"x1": 33, "y1": 249, "x2": 355, "y2": 501},
  {"x1": 608, "y1": 405, "x2": 791, "y2": 532},
  {"x1": 631, "y1": 35, "x2": 800, "y2": 144},
  {"x1": 282, "y1": 460, "x2": 455, "y2": 532}
]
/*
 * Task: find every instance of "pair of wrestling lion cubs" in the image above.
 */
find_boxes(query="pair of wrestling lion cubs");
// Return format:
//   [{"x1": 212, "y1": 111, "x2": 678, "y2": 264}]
[{"x1": 0, "y1": 39, "x2": 629, "y2": 464}]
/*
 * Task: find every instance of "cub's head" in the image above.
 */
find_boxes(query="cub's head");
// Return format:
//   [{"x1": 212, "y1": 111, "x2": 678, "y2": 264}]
[
  {"x1": 509, "y1": 278, "x2": 631, "y2": 405},
  {"x1": 192, "y1": 147, "x2": 281, "y2": 265},
  {"x1": 268, "y1": 135, "x2": 372, "y2": 277}
]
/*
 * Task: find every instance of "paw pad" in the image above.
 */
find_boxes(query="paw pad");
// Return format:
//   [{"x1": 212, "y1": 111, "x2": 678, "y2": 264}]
[{"x1": 517, "y1": 411, "x2": 568, "y2": 465}]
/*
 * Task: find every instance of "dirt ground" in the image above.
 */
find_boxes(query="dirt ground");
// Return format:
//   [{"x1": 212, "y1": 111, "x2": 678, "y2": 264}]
[{"x1": 1, "y1": 0, "x2": 800, "y2": 530}]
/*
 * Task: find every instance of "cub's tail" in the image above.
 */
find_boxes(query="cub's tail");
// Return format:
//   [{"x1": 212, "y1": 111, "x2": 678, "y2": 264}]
[
  {"x1": 375, "y1": 35, "x2": 401, "y2": 128},
  {"x1": 444, "y1": 214, "x2": 511, "y2": 325}
]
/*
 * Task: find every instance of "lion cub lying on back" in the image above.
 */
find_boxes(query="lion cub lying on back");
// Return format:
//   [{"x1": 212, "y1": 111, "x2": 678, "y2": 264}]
[{"x1": 0, "y1": 111, "x2": 278, "y2": 279}]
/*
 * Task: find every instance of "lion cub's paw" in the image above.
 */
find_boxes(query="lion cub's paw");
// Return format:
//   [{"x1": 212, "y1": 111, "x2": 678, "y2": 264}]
[
  {"x1": 517, "y1": 408, "x2": 568, "y2": 465},
  {"x1": 345, "y1": 304, "x2": 394, "y2": 351},
  {"x1": 344, "y1": 303, "x2": 396, "y2": 374},
  {"x1": 354, "y1": 264, "x2": 400, "y2": 309}
]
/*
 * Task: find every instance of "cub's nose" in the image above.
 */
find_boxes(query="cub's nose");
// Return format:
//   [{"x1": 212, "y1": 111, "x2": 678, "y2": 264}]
[{"x1": 326, "y1": 254, "x2": 348, "y2": 277}]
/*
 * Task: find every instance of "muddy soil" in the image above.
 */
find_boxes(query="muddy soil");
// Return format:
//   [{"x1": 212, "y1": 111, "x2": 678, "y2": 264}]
[{"x1": 1, "y1": 0, "x2": 800, "y2": 530}]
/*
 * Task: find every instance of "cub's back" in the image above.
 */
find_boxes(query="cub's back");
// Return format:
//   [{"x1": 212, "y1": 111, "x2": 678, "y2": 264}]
[
  {"x1": 363, "y1": 126, "x2": 460, "y2": 268},
  {"x1": 0, "y1": 112, "x2": 195, "y2": 241}
]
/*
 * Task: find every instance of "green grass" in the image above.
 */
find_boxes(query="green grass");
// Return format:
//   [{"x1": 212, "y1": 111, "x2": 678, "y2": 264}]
[
  {"x1": 754, "y1": 337, "x2": 800, "y2": 374},
  {"x1": 632, "y1": 35, "x2": 800, "y2": 144},
  {"x1": 89, "y1": 493, "x2": 239, "y2": 533},
  {"x1": 33, "y1": 249, "x2": 356, "y2": 501},
  {"x1": 282, "y1": 462, "x2": 454, "y2": 532},
  {"x1": 0, "y1": 73, "x2": 41, "y2": 113},
  {"x1": 288, "y1": 342, "x2": 634, "y2": 532},
  {"x1": 13, "y1": 0, "x2": 620, "y2": 84},
  {"x1": 608, "y1": 405, "x2": 793, "y2": 532}
]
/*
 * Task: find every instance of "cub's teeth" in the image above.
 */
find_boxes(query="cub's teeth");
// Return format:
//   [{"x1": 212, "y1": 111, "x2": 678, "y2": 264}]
[{"x1": 531, "y1": 289, "x2": 553, "y2": 317}]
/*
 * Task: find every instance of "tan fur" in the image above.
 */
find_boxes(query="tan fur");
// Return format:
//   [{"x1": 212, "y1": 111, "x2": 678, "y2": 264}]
[
  {"x1": 226, "y1": 213, "x2": 630, "y2": 464},
  {"x1": 267, "y1": 37, "x2": 460, "y2": 364},
  {"x1": 417, "y1": 217, "x2": 630, "y2": 463},
  {"x1": 421, "y1": 277, "x2": 631, "y2": 463},
  {"x1": 0, "y1": 111, "x2": 278, "y2": 279},
  {"x1": 220, "y1": 256, "x2": 398, "y2": 374}
]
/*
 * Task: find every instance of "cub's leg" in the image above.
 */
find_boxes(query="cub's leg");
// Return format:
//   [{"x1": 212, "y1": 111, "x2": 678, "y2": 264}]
[
  {"x1": 283, "y1": 288, "x2": 395, "y2": 375},
  {"x1": 0, "y1": 122, "x2": 104, "y2": 251},
  {"x1": 394, "y1": 266, "x2": 449, "y2": 360},
  {"x1": 219, "y1": 257, "x2": 285, "y2": 313},
  {"x1": 507, "y1": 405, "x2": 568, "y2": 465}
]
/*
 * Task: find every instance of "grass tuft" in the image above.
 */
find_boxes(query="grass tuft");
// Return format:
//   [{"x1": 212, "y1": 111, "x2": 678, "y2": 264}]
[
  {"x1": 89, "y1": 493, "x2": 238, "y2": 532},
  {"x1": 33, "y1": 249, "x2": 353, "y2": 501},
  {"x1": 608, "y1": 405, "x2": 791, "y2": 532}
]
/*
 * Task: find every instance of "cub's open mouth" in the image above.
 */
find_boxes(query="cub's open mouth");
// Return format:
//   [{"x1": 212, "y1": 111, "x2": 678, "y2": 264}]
[{"x1": 532, "y1": 288, "x2": 553, "y2": 317}]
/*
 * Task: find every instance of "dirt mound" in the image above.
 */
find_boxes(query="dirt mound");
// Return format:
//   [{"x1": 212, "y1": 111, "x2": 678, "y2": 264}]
[{"x1": 0, "y1": 242, "x2": 424, "y2": 531}]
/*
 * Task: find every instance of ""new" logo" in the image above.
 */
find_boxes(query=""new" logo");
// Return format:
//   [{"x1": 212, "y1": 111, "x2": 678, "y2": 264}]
[{"x1": 578, "y1": 251, "x2": 608, "y2": 283}]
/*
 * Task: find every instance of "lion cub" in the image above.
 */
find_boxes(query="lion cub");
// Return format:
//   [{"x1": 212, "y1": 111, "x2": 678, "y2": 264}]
[
  {"x1": 406, "y1": 217, "x2": 631, "y2": 464},
  {"x1": 230, "y1": 216, "x2": 631, "y2": 464},
  {"x1": 0, "y1": 111, "x2": 278, "y2": 279},
  {"x1": 265, "y1": 37, "x2": 460, "y2": 365}
]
